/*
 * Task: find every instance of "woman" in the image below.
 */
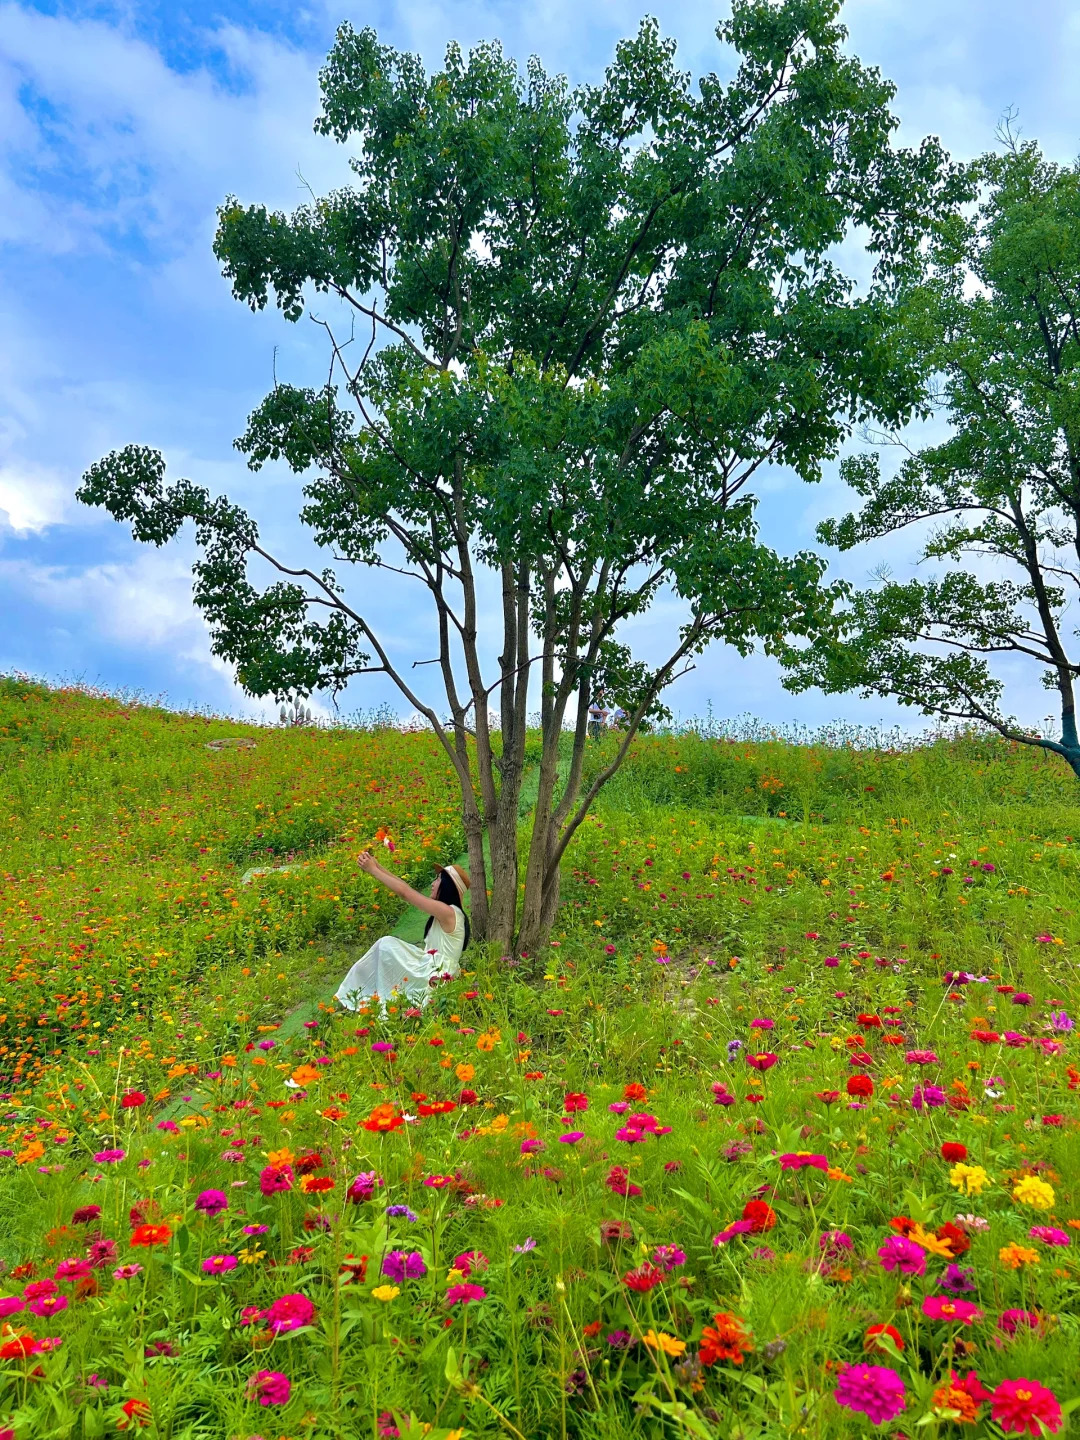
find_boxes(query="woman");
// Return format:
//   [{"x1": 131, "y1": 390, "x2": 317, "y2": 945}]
[{"x1": 334, "y1": 851, "x2": 470, "y2": 1011}]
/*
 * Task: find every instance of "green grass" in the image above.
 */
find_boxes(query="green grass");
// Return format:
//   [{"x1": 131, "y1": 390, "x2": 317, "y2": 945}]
[{"x1": 0, "y1": 679, "x2": 1079, "y2": 1438}]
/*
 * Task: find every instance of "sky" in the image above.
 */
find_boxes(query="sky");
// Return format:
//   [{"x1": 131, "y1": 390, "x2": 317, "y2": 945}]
[{"x1": 1, "y1": 0, "x2": 1079, "y2": 732}]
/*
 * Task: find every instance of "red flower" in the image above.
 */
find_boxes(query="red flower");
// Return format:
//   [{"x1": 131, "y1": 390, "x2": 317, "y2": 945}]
[
  {"x1": 294, "y1": 1151, "x2": 324, "y2": 1175},
  {"x1": 623, "y1": 1263, "x2": 664, "y2": 1293},
  {"x1": 741, "y1": 1199, "x2": 776, "y2": 1233},
  {"x1": 564, "y1": 1092, "x2": 588, "y2": 1113},
  {"x1": 129, "y1": 1224, "x2": 171, "y2": 1248},
  {"x1": 856, "y1": 1014, "x2": 882, "y2": 1029},
  {"x1": 623, "y1": 1083, "x2": 648, "y2": 1102},
  {"x1": 940, "y1": 1142, "x2": 967, "y2": 1163},
  {"x1": 936, "y1": 1221, "x2": 971, "y2": 1257},
  {"x1": 119, "y1": 1091, "x2": 147, "y2": 1109},
  {"x1": 863, "y1": 1323, "x2": 904, "y2": 1355},
  {"x1": 301, "y1": 1176, "x2": 335, "y2": 1194},
  {"x1": 118, "y1": 1398, "x2": 151, "y2": 1429},
  {"x1": 458, "y1": 1089, "x2": 478, "y2": 1106},
  {"x1": 990, "y1": 1378, "x2": 1062, "y2": 1436},
  {"x1": 847, "y1": 1074, "x2": 874, "y2": 1098}
]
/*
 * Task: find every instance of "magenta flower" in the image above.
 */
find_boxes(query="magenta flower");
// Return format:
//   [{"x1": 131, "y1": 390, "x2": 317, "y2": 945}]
[
  {"x1": 202, "y1": 1255, "x2": 239, "y2": 1275},
  {"x1": 652, "y1": 1245, "x2": 686, "y2": 1271},
  {"x1": 54, "y1": 1258, "x2": 92, "y2": 1281},
  {"x1": 112, "y1": 1264, "x2": 143, "y2": 1280},
  {"x1": 265, "y1": 1293, "x2": 316, "y2": 1333},
  {"x1": 1029, "y1": 1225, "x2": 1070, "y2": 1247},
  {"x1": 833, "y1": 1364, "x2": 906, "y2": 1425},
  {"x1": 446, "y1": 1283, "x2": 486, "y2": 1305},
  {"x1": 93, "y1": 1149, "x2": 126, "y2": 1164},
  {"x1": 259, "y1": 1164, "x2": 293, "y2": 1196},
  {"x1": 520, "y1": 1137, "x2": 544, "y2": 1155},
  {"x1": 904, "y1": 1050, "x2": 938, "y2": 1066},
  {"x1": 27, "y1": 1294, "x2": 68, "y2": 1318},
  {"x1": 559, "y1": 1132, "x2": 584, "y2": 1144},
  {"x1": 0, "y1": 1297, "x2": 24, "y2": 1317},
  {"x1": 997, "y1": 1309, "x2": 1041, "y2": 1337},
  {"x1": 247, "y1": 1370, "x2": 291, "y2": 1406},
  {"x1": 778, "y1": 1152, "x2": 828, "y2": 1171},
  {"x1": 381, "y1": 1251, "x2": 427, "y2": 1283},
  {"x1": 194, "y1": 1189, "x2": 229, "y2": 1217},
  {"x1": 877, "y1": 1235, "x2": 926, "y2": 1276},
  {"x1": 921, "y1": 1295, "x2": 982, "y2": 1325},
  {"x1": 346, "y1": 1171, "x2": 383, "y2": 1204}
]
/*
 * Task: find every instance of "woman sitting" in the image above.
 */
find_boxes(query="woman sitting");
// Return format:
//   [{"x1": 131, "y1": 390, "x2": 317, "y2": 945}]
[{"x1": 334, "y1": 850, "x2": 470, "y2": 1011}]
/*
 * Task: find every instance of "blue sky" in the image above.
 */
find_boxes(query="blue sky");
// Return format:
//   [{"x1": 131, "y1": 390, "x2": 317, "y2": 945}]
[{"x1": 2, "y1": 0, "x2": 1079, "y2": 730}]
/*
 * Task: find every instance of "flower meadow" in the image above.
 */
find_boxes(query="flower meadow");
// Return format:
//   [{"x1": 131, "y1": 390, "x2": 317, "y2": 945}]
[{"x1": 2, "y1": 681, "x2": 1080, "y2": 1437}]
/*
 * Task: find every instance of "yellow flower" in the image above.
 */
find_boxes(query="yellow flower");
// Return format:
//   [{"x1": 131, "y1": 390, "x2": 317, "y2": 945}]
[
  {"x1": 642, "y1": 1329, "x2": 686, "y2": 1357},
  {"x1": 371, "y1": 1285, "x2": 400, "y2": 1302},
  {"x1": 1012, "y1": 1175, "x2": 1055, "y2": 1210},
  {"x1": 239, "y1": 1246, "x2": 266, "y2": 1265},
  {"x1": 949, "y1": 1163, "x2": 990, "y2": 1197},
  {"x1": 910, "y1": 1225, "x2": 955, "y2": 1259},
  {"x1": 999, "y1": 1244, "x2": 1040, "y2": 1270}
]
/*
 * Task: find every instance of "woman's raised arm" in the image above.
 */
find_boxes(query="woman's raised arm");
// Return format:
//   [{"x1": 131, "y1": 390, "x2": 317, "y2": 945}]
[{"x1": 356, "y1": 851, "x2": 457, "y2": 933}]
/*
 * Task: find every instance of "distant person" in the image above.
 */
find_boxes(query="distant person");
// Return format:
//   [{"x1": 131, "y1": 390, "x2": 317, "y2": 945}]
[
  {"x1": 611, "y1": 706, "x2": 628, "y2": 729},
  {"x1": 588, "y1": 701, "x2": 609, "y2": 739},
  {"x1": 333, "y1": 852, "x2": 470, "y2": 1011}
]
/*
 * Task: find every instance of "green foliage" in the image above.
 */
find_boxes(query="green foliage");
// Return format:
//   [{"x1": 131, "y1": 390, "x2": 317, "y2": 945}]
[
  {"x1": 1, "y1": 685, "x2": 1080, "y2": 1434},
  {"x1": 75, "y1": 1, "x2": 965, "y2": 949},
  {"x1": 784, "y1": 138, "x2": 1080, "y2": 777}
]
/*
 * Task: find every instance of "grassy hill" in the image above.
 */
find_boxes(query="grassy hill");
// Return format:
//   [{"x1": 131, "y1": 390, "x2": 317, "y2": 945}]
[{"x1": 0, "y1": 678, "x2": 1078, "y2": 1437}]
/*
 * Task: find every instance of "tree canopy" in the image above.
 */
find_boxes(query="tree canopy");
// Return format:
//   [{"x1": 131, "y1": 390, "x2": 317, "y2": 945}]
[
  {"x1": 79, "y1": 0, "x2": 963, "y2": 950},
  {"x1": 783, "y1": 139, "x2": 1080, "y2": 778}
]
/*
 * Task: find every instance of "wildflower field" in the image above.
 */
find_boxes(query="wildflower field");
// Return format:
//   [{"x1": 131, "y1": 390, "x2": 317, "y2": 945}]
[{"x1": 2, "y1": 677, "x2": 1080, "y2": 1438}]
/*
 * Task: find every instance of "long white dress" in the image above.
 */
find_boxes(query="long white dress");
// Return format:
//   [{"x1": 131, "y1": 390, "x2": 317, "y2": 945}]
[{"x1": 334, "y1": 906, "x2": 466, "y2": 1011}]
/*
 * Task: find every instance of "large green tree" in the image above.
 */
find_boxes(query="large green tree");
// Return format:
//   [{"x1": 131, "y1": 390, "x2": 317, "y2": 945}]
[
  {"x1": 783, "y1": 139, "x2": 1080, "y2": 779},
  {"x1": 79, "y1": 0, "x2": 961, "y2": 953}
]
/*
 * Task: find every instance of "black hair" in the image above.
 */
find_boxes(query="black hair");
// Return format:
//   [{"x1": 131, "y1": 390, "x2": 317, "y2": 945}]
[{"x1": 423, "y1": 869, "x2": 471, "y2": 952}]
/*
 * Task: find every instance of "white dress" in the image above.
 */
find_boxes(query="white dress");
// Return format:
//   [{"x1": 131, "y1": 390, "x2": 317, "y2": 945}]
[{"x1": 334, "y1": 906, "x2": 466, "y2": 1010}]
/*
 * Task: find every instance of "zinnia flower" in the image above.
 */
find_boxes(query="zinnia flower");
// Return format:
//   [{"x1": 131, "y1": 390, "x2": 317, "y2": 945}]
[
  {"x1": 381, "y1": 1251, "x2": 427, "y2": 1283},
  {"x1": 921, "y1": 1295, "x2": 982, "y2": 1325},
  {"x1": 833, "y1": 1364, "x2": 906, "y2": 1426},
  {"x1": 990, "y1": 1378, "x2": 1062, "y2": 1436},
  {"x1": 247, "y1": 1370, "x2": 290, "y2": 1407},
  {"x1": 446, "y1": 1283, "x2": 486, "y2": 1305},
  {"x1": 194, "y1": 1189, "x2": 228, "y2": 1217},
  {"x1": 699, "y1": 1311, "x2": 753, "y2": 1366},
  {"x1": 201, "y1": 1255, "x2": 238, "y2": 1275},
  {"x1": 878, "y1": 1235, "x2": 926, "y2": 1276},
  {"x1": 949, "y1": 1163, "x2": 990, "y2": 1197},
  {"x1": 265, "y1": 1293, "x2": 316, "y2": 1333}
]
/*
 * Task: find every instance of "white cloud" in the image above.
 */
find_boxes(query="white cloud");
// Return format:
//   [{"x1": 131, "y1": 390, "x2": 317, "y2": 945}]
[{"x1": 0, "y1": 463, "x2": 76, "y2": 533}]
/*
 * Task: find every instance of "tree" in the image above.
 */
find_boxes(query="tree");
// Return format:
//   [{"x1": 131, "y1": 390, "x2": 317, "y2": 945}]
[
  {"x1": 782, "y1": 138, "x2": 1080, "y2": 779},
  {"x1": 79, "y1": 0, "x2": 961, "y2": 954}
]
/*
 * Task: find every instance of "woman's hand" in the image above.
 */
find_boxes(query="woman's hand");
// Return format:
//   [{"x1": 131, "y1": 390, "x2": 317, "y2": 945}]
[{"x1": 357, "y1": 850, "x2": 384, "y2": 880}]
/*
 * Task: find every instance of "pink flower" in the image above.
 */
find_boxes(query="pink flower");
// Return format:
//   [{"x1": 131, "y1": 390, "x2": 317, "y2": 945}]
[
  {"x1": 990, "y1": 1378, "x2": 1062, "y2": 1435},
  {"x1": 877, "y1": 1236, "x2": 926, "y2": 1276},
  {"x1": 247, "y1": 1370, "x2": 291, "y2": 1407},
  {"x1": 446, "y1": 1283, "x2": 486, "y2": 1305},
  {"x1": 778, "y1": 1152, "x2": 828, "y2": 1171},
  {"x1": 1029, "y1": 1226, "x2": 1070, "y2": 1247},
  {"x1": 998, "y1": 1310, "x2": 1041, "y2": 1338},
  {"x1": 264, "y1": 1293, "x2": 316, "y2": 1333},
  {"x1": 559, "y1": 1132, "x2": 584, "y2": 1144},
  {"x1": 202, "y1": 1255, "x2": 238, "y2": 1275},
  {"x1": 0, "y1": 1297, "x2": 24, "y2": 1318},
  {"x1": 520, "y1": 1138, "x2": 544, "y2": 1155},
  {"x1": 921, "y1": 1295, "x2": 982, "y2": 1325},
  {"x1": 346, "y1": 1171, "x2": 383, "y2": 1204},
  {"x1": 87, "y1": 1238, "x2": 118, "y2": 1269},
  {"x1": 93, "y1": 1148, "x2": 126, "y2": 1164},
  {"x1": 27, "y1": 1294, "x2": 68, "y2": 1318},
  {"x1": 833, "y1": 1364, "x2": 906, "y2": 1425},
  {"x1": 112, "y1": 1264, "x2": 143, "y2": 1280},
  {"x1": 54, "y1": 1258, "x2": 92, "y2": 1281},
  {"x1": 259, "y1": 1164, "x2": 293, "y2": 1196}
]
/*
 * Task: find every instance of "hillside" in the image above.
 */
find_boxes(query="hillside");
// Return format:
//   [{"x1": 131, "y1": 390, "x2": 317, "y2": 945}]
[{"x1": 0, "y1": 678, "x2": 1078, "y2": 1436}]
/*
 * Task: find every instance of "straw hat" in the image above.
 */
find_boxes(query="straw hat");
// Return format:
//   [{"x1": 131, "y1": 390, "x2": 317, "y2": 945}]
[{"x1": 436, "y1": 862, "x2": 471, "y2": 898}]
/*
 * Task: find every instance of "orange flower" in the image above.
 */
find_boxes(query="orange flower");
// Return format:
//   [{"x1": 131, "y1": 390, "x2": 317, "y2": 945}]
[
  {"x1": 475, "y1": 1029, "x2": 501, "y2": 1053},
  {"x1": 130, "y1": 1223, "x2": 171, "y2": 1248},
  {"x1": 699, "y1": 1311, "x2": 753, "y2": 1366},
  {"x1": 455, "y1": 1063, "x2": 475, "y2": 1083},
  {"x1": 118, "y1": 1398, "x2": 151, "y2": 1430},
  {"x1": 998, "y1": 1244, "x2": 1040, "y2": 1270},
  {"x1": 291, "y1": 1064, "x2": 321, "y2": 1086},
  {"x1": 362, "y1": 1102, "x2": 405, "y2": 1133},
  {"x1": 15, "y1": 1140, "x2": 44, "y2": 1166},
  {"x1": 267, "y1": 1147, "x2": 294, "y2": 1167}
]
